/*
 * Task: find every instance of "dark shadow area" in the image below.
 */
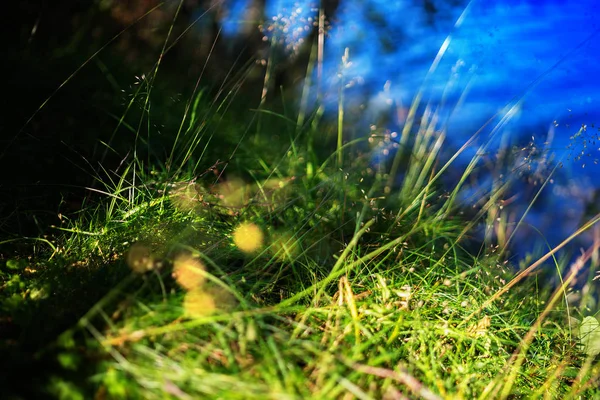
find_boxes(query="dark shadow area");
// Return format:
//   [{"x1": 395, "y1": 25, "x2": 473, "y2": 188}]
[{"x1": 0, "y1": 1, "x2": 266, "y2": 237}]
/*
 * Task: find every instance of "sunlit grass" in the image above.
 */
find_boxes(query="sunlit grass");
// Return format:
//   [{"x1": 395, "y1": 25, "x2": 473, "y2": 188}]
[{"x1": 3, "y1": 2, "x2": 600, "y2": 399}]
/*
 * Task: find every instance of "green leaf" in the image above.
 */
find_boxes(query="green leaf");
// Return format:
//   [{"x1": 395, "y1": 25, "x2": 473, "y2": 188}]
[
  {"x1": 57, "y1": 331, "x2": 76, "y2": 349},
  {"x1": 5, "y1": 259, "x2": 24, "y2": 270},
  {"x1": 57, "y1": 352, "x2": 80, "y2": 371},
  {"x1": 579, "y1": 316, "x2": 600, "y2": 357}
]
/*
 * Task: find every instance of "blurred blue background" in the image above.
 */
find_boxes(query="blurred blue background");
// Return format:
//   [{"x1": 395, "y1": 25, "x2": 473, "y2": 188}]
[{"x1": 218, "y1": 0, "x2": 600, "y2": 261}]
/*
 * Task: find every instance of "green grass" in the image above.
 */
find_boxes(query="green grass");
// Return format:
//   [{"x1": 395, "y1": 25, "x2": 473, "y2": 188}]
[{"x1": 3, "y1": 4, "x2": 600, "y2": 399}]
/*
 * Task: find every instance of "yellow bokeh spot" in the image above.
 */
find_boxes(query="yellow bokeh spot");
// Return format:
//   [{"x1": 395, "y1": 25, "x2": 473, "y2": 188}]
[
  {"x1": 172, "y1": 254, "x2": 206, "y2": 291},
  {"x1": 183, "y1": 289, "x2": 216, "y2": 318},
  {"x1": 169, "y1": 181, "x2": 202, "y2": 212},
  {"x1": 217, "y1": 176, "x2": 250, "y2": 208},
  {"x1": 126, "y1": 243, "x2": 155, "y2": 274},
  {"x1": 233, "y1": 222, "x2": 264, "y2": 254}
]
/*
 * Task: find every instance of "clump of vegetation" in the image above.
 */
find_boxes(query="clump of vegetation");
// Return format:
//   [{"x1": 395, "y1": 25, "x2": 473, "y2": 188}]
[{"x1": 2, "y1": 2, "x2": 600, "y2": 399}]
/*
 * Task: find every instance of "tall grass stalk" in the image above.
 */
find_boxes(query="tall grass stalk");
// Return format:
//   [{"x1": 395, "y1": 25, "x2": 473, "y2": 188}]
[{"x1": 337, "y1": 48, "x2": 349, "y2": 169}]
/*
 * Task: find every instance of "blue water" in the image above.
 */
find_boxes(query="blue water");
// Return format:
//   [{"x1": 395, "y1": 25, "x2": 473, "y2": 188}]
[{"x1": 218, "y1": 0, "x2": 600, "y2": 261}]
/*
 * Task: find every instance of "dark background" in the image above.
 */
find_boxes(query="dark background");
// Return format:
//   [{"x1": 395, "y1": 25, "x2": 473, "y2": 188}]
[{"x1": 1, "y1": 1, "x2": 235, "y2": 236}]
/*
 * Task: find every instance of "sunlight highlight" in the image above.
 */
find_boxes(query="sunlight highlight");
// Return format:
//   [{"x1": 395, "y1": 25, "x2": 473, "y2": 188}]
[
  {"x1": 232, "y1": 222, "x2": 264, "y2": 254},
  {"x1": 172, "y1": 254, "x2": 206, "y2": 291},
  {"x1": 183, "y1": 289, "x2": 216, "y2": 318}
]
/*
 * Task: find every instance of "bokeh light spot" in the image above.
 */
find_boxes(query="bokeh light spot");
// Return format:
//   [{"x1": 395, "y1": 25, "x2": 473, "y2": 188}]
[
  {"x1": 172, "y1": 254, "x2": 206, "y2": 291},
  {"x1": 233, "y1": 222, "x2": 264, "y2": 254},
  {"x1": 126, "y1": 243, "x2": 155, "y2": 273},
  {"x1": 169, "y1": 181, "x2": 202, "y2": 212},
  {"x1": 183, "y1": 289, "x2": 216, "y2": 318},
  {"x1": 217, "y1": 177, "x2": 249, "y2": 208}
]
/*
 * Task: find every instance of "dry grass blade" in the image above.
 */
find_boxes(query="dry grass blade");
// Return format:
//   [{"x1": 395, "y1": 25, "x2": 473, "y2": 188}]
[
  {"x1": 496, "y1": 239, "x2": 600, "y2": 399},
  {"x1": 461, "y1": 212, "x2": 600, "y2": 327}
]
